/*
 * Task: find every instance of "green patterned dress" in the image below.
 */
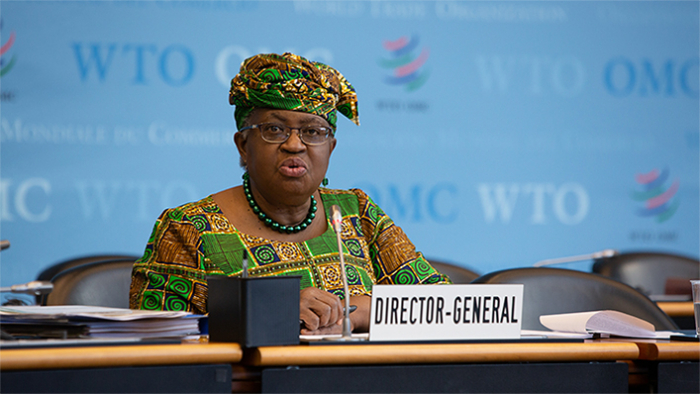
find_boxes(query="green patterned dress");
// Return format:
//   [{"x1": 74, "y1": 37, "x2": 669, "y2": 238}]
[{"x1": 129, "y1": 188, "x2": 451, "y2": 314}]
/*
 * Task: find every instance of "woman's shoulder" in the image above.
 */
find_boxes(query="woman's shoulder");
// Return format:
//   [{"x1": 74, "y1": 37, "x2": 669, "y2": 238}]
[
  {"x1": 319, "y1": 187, "x2": 371, "y2": 200},
  {"x1": 158, "y1": 195, "x2": 220, "y2": 222},
  {"x1": 318, "y1": 187, "x2": 369, "y2": 207},
  {"x1": 319, "y1": 188, "x2": 383, "y2": 217}
]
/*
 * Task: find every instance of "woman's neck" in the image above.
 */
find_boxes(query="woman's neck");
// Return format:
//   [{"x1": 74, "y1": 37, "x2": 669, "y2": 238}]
[
  {"x1": 248, "y1": 183, "x2": 313, "y2": 227},
  {"x1": 212, "y1": 186, "x2": 328, "y2": 243}
]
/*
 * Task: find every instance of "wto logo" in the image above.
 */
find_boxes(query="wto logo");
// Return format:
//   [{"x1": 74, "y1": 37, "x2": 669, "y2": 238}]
[
  {"x1": 631, "y1": 168, "x2": 679, "y2": 223},
  {"x1": 0, "y1": 19, "x2": 17, "y2": 77},
  {"x1": 378, "y1": 36, "x2": 430, "y2": 92}
]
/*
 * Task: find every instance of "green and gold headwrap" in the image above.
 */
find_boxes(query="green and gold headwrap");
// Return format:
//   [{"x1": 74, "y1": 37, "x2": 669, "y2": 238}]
[{"x1": 229, "y1": 52, "x2": 359, "y2": 130}]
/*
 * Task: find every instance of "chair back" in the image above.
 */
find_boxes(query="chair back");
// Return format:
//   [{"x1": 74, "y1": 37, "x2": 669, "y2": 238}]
[
  {"x1": 472, "y1": 267, "x2": 678, "y2": 331},
  {"x1": 36, "y1": 254, "x2": 140, "y2": 282},
  {"x1": 428, "y1": 260, "x2": 479, "y2": 284},
  {"x1": 592, "y1": 251, "x2": 700, "y2": 296},
  {"x1": 45, "y1": 258, "x2": 137, "y2": 308}
]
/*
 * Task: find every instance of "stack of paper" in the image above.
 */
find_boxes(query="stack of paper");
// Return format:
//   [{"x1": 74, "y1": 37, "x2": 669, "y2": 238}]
[
  {"x1": 523, "y1": 310, "x2": 680, "y2": 339},
  {"x1": 0, "y1": 305, "x2": 202, "y2": 339}
]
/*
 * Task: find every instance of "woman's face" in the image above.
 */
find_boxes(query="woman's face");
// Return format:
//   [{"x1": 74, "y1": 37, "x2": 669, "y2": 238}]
[{"x1": 235, "y1": 108, "x2": 336, "y2": 204}]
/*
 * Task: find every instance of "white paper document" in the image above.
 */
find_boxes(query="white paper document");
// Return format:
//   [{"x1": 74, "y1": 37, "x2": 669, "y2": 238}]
[
  {"x1": 539, "y1": 310, "x2": 675, "y2": 339},
  {"x1": 521, "y1": 329, "x2": 594, "y2": 339},
  {"x1": 0, "y1": 305, "x2": 190, "y2": 321},
  {"x1": 0, "y1": 305, "x2": 201, "y2": 338},
  {"x1": 300, "y1": 333, "x2": 369, "y2": 342}
]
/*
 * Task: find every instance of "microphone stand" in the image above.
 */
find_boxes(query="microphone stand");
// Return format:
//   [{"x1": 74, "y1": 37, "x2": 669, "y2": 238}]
[
  {"x1": 336, "y1": 228, "x2": 354, "y2": 340},
  {"x1": 533, "y1": 249, "x2": 618, "y2": 267},
  {"x1": 0, "y1": 281, "x2": 54, "y2": 296},
  {"x1": 327, "y1": 205, "x2": 361, "y2": 341}
]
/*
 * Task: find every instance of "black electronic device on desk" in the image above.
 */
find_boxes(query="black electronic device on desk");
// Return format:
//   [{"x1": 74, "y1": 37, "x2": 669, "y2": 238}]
[{"x1": 207, "y1": 252, "x2": 301, "y2": 347}]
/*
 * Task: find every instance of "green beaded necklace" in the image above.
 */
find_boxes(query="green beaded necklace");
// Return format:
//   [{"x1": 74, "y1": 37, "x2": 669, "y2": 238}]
[{"x1": 242, "y1": 172, "x2": 317, "y2": 234}]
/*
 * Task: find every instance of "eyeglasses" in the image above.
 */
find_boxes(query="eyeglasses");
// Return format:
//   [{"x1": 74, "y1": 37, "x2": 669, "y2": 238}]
[{"x1": 239, "y1": 122, "x2": 334, "y2": 146}]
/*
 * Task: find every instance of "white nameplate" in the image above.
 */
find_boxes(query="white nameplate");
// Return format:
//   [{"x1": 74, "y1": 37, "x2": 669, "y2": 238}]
[{"x1": 369, "y1": 284, "x2": 523, "y2": 341}]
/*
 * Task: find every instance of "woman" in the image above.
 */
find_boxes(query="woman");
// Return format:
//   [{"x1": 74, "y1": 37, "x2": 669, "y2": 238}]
[{"x1": 129, "y1": 53, "x2": 450, "y2": 335}]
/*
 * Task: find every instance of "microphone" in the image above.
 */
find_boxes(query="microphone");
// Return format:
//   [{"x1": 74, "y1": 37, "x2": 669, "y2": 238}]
[
  {"x1": 327, "y1": 204, "x2": 359, "y2": 341},
  {"x1": 0, "y1": 280, "x2": 54, "y2": 296},
  {"x1": 533, "y1": 249, "x2": 618, "y2": 267},
  {"x1": 241, "y1": 250, "x2": 249, "y2": 278},
  {"x1": 330, "y1": 205, "x2": 343, "y2": 233}
]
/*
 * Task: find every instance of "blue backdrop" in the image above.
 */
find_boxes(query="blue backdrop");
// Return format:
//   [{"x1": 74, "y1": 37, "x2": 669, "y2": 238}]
[{"x1": 2, "y1": 1, "x2": 698, "y2": 301}]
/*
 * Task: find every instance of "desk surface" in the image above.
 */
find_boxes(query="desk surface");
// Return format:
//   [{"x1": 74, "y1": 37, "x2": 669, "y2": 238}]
[
  {"x1": 245, "y1": 340, "x2": 640, "y2": 367},
  {"x1": 633, "y1": 339, "x2": 700, "y2": 361},
  {"x1": 0, "y1": 342, "x2": 242, "y2": 371},
  {"x1": 656, "y1": 301, "x2": 694, "y2": 317},
  {"x1": 3, "y1": 338, "x2": 696, "y2": 371}
]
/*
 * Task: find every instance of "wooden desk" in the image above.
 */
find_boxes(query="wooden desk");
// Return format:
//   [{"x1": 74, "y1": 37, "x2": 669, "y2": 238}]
[
  {"x1": 635, "y1": 339, "x2": 700, "y2": 361},
  {"x1": 1, "y1": 342, "x2": 242, "y2": 370},
  {"x1": 3, "y1": 339, "x2": 696, "y2": 393},
  {"x1": 656, "y1": 301, "x2": 694, "y2": 318},
  {"x1": 1, "y1": 342, "x2": 242, "y2": 393},
  {"x1": 243, "y1": 341, "x2": 638, "y2": 393},
  {"x1": 246, "y1": 341, "x2": 638, "y2": 366},
  {"x1": 623, "y1": 339, "x2": 700, "y2": 394}
]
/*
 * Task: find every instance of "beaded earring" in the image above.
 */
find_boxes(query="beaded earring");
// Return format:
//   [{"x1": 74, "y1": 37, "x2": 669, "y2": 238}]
[{"x1": 322, "y1": 178, "x2": 329, "y2": 187}]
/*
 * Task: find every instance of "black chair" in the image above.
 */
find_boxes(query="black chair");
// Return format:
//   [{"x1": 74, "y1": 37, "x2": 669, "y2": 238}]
[
  {"x1": 44, "y1": 258, "x2": 137, "y2": 308},
  {"x1": 35, "y1": 254, "x2": 139, "y2": 305},
  {"x1": 472, "y1": 267, "x2": 678, "y2": 331},
  {"x1": 592, "y1": 251, "x2": 700, "y2": 297},
  {"x1": 428, "y1": 260, "x2": 480, "y2": 284},
  {"x1": 36, "y1": 254, "x2": 140, "y2": 282}
]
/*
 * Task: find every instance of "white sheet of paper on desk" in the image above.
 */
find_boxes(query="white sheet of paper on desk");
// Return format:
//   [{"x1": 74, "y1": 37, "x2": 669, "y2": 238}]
[
  {"x1": 0, "y1": 305, "x2": 190, "y2": 321},
  {"x1": 521, "y1": 329, "x2": 594, "y2": 339},
  {"x1": 88, "y1": 316, "x2": 200, "y2": 333},
  {"x1": 88, "y1": 317, "x2": 201, "y2": 338},
  {"x1": 300, "y1": 333, "x2": 369, "y2": 342},
  {"x1": 0, "y1": 305, "x2": 201, "y2": 339},
  {"x1": 539, "y1": 310, "x2": 657, "y2": 338}
]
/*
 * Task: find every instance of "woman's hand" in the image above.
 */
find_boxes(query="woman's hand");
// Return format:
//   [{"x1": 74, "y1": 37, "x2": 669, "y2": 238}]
[
  {"x1": 299, "y1": 287, "x2": 344, "y2": 335},
  {"x1": 348, "y1": 295, "x2": 371, "y2": 333},
  {"x1": 299, "y1": 288, "x2": 372, "y2": 335}
]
